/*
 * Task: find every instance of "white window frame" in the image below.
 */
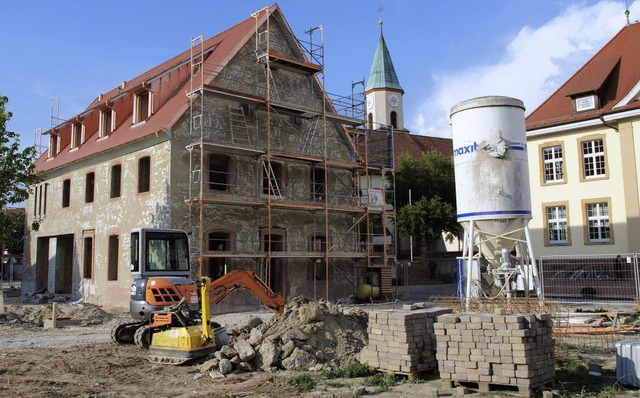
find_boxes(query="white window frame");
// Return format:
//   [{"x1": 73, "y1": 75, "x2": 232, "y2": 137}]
[
  {"x1": 586, "y1": 201, "x2": 610, "y2": 243},
  {"x1": 581, "y1": 138, "x2": 606, "y2": 179},
  {"x1": 71, "y1": 123, "x2": 84, "y2": 150},
  {"x1": 542, "y1": 145, "x2": 564, "y2": 183},
  {"x1": 49, "y1": 134, "x2": 59, "y2": 158},
  {"x1": 546, "y1": 205, "x2": 568, "y2": 244},
  {"x1": 133, "y1": 91, "x2": 152, "y2": 125},
  {"x1": 100, "y1": 109, "x2": 115, "y2": 137},
  {"x1": 575, "y1": 95, "x2": 596, "y2": 112}
]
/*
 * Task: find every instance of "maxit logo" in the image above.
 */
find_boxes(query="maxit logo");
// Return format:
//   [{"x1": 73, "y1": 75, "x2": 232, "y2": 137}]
[{"x1": 453, "y1": 142, "x2": 478, "y2": 156}]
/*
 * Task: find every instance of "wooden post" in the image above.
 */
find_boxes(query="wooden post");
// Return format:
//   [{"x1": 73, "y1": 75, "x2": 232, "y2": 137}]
[
  {"x1": 51, "y1": 302, "x2": 58, "y2": 328},
  {"x1": 0, "y1": 290, "x2": 5, "y2": 316}
]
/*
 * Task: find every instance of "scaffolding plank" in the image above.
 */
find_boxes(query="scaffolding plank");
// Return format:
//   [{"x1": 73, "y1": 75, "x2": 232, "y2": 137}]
[{"x1": 261, "y1": 49, "x2": 322, "y2": 74}]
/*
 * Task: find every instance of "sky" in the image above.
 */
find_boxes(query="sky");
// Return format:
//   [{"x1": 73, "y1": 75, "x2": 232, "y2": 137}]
[{"x1": 1, "y1": 0, "x2": 639, "y2": 145}]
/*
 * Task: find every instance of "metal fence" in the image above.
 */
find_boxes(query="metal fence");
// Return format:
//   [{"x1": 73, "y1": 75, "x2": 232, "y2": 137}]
[{"x1": 539, "y1": 253, "x2": 640, "y2": 302}]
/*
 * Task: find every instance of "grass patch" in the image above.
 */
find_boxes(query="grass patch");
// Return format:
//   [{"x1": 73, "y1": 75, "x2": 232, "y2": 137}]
[
  {"x1": 289, "y1": 374, "x2": 315, "y2": 392},
  {"x1": 320, "y1": 362, "x2": 375, "y2": 379},
  {"x1": 555, "y1": 358, "x2": 624, "y2": 397},
  {"x1": 364, "y1": 372, "x2": 396, "y2": 393},
  {"x1": 324, "y1": 380, "x2": 346, "y2": 388}
]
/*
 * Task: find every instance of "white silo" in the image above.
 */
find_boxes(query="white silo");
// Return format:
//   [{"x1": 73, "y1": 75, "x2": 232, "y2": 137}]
[{"x1": 450, "y1": 96, "x2": 540, "y2": 299}]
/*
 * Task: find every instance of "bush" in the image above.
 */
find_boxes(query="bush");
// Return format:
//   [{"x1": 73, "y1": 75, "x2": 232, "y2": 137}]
[
  {"x1": 289, "y1": 374, "x2": 315, "y2": 392},
  {"x1": 364, "y1": 372, "x2": 396, "y2": 392},
  {"x1": 320, "y1": 362, "x2": 374, "y2": 379}
]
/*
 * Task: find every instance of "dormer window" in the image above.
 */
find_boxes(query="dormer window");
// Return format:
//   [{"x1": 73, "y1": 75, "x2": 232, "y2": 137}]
[
  {"x1": 134, "y1": 91, "x2": 151, "y2": 124},
  {"x1": 100, "y1": 108, "x2": 114, "y2": 137},
  {"x1": 71, "y1": 122, "x2": 84, "y2": 149},
  {"x1": 49, "y1": 134, "x2": 59, "y2": 158},
  {"x1": 575, "y1": 95, "x2": 596, "y2": 112}
]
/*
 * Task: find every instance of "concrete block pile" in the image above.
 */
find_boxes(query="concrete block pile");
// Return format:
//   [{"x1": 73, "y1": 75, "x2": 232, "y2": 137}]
[
  {"x1": 359, "y1": 305, "x2": 452, "y2": 374},
  {"x1": 434, "y1": 312, "x2": 555, "y2": 393}
]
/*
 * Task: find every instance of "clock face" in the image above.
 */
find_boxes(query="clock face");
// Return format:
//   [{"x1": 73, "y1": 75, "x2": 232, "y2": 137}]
[
  {"x1": 366, "y1": 96, "x2": 374, "y2": 110},
  {"x1": 388, "y1": 94, "x2": 399, "y2": 108}
]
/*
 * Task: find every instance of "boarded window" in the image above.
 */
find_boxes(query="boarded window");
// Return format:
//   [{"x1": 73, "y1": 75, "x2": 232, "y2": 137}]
[
  {"x1": 138, "y1": 156, "x2": 150, "y2": 193},
  {"x1": 83, "y1": 234, "x2": 94, "y2": 279},
  {"x1": 108, "y1": 235, "x2": 119, "y2": 281},
  {"x1": 62, "y1": 179, "x2": 71, "y2": 208},
  {"x1": 85, "y1": 172, "x2": 95, "y2": 203},
  {"x1": 110, "y1": 165, "x2": 122, "y2": 198}
]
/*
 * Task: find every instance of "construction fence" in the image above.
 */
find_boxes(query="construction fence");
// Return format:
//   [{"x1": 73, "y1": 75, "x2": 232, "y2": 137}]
[
  {"x1": 395, "y1": 253, "x2": 640, "y2": 303},
  {"x1": 538, "y1": 253, "x2": 640, "y2": 303}
]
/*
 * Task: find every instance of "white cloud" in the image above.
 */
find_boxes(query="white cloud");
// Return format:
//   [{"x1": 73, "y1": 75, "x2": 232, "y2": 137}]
[{"x1": 412, "y1": 0, "x2": 640, "y2": 138}]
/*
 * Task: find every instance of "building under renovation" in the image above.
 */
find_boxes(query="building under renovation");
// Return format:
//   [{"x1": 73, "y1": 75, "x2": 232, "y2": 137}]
[{"x1": 23, "y1": 5, "x2": 418, "y2": 309}]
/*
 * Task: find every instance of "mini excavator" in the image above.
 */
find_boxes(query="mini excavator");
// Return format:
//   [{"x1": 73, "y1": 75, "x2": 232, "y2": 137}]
[{"x1": 111, "y1": 228, "x2": 285, "y2": 364}]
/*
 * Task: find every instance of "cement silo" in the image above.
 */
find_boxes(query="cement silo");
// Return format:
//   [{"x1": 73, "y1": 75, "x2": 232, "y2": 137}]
[{"x1": 450, "y1": 96, "x2": 540, "y2": 299}]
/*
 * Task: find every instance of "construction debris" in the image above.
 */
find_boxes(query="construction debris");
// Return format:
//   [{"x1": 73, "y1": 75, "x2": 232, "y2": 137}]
[{"x1": 204, "y1": 296, "x2": 368, "y2": 374}]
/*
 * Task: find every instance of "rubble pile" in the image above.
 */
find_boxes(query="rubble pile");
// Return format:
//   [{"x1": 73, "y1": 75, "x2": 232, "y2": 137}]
[
  {"x1": 201, "y1": 296, "x2": 368, "y2": 376},
  {"x1": 2, "y1": 301, "x2": 112, "y2": 326}
]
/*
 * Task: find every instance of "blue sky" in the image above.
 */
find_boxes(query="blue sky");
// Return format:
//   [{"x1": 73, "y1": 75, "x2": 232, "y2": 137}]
[{"x1": 1, "y1": 0, "x2": 639, "y2": 145}]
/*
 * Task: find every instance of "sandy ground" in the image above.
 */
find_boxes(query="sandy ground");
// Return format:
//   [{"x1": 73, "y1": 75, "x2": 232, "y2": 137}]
[
  {"x1": 1, "y1": 288, "x2": 639, "y2": 397},
  {"x1": 0, "y1": 300, "x2": 450, "y2": 398}
]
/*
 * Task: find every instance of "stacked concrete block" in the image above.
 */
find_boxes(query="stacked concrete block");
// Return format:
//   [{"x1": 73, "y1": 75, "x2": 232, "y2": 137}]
[
  {"x1": 434, "y1": 312, "x2": 555, "y2": 394},
  {"x1": 359, "y1": 306, "x2": 452, "y2": 374}
]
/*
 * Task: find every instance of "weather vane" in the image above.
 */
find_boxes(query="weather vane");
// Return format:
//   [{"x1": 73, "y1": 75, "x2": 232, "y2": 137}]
[{"x1": 378, "y1": 2, "x2": 383, "y2": 26}]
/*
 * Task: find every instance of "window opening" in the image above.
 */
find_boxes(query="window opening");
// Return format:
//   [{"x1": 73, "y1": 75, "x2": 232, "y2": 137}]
[{"x1": 138, "y1": 156, "x2": 150, "y2": 193}]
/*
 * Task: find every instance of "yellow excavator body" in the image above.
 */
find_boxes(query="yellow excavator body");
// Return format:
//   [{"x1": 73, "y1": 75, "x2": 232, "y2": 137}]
[{"x1": 147, "y1": 276, "x2": 218, "y2": 365}]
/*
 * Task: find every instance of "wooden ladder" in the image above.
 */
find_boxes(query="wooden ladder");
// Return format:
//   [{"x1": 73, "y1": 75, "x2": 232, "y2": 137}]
[{"x1": 228, "y1": 105, "x2": 251, "y2": 145}]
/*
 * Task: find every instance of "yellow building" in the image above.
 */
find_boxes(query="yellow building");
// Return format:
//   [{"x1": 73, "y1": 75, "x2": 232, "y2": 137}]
[{"x1": 526, "y1": 21, "x2": 640, "y2": 257}]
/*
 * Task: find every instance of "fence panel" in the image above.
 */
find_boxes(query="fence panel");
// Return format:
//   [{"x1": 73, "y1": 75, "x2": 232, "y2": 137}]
[{"x1": 539, "y1": 254, "x2": 639, "y2": 302}]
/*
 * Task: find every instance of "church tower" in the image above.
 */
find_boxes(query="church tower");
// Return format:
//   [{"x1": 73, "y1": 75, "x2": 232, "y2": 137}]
[{"x1": 365, "y1": 19, "x2": 405, "y2": 131}]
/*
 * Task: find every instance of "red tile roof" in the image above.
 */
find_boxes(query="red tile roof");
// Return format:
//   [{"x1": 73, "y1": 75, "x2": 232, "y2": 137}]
[
  {"x1": 526, "y1": 22, "x2": 640, "y2": 131},
  {"x1": 393, "y1": 131, "x2": 452, "y2": 162},
  {"x1": 35, "y1": 5, "x2": 277, "y2": 172}
]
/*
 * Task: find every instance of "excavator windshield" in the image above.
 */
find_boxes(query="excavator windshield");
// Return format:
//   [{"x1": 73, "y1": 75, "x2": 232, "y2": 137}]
[
  {"x1": 130, "y1": 229, "x2": 190, "y2": 276},
  {"x1": 146, "y1": 231, "x2": 190, "y2": 272}
]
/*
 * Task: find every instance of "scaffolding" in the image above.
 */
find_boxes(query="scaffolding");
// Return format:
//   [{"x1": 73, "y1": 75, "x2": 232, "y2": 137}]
[{"x1": 185, "y1": 8, "x2": 396, "y2": 300}]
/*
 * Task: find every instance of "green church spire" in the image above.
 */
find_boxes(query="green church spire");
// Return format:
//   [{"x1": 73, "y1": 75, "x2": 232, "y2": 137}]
[{"x1": 365, "y1": 21, "x2": 402, "y2": 92}]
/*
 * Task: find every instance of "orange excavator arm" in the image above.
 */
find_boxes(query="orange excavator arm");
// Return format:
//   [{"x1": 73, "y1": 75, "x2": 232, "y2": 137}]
[{"x1": 208, "y1": 270, "x2": 286, "y2": 314}]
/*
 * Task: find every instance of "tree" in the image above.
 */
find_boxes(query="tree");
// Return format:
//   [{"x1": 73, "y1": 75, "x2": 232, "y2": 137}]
[
  {"x1": 394, "y1": 151, "x2": 460, "y2": 265},
  {"x1": 0, "y1": 95, "x2": 40, "y2": 278}
]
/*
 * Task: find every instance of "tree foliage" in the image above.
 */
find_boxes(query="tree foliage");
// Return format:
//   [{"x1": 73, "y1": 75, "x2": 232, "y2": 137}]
[
  {"x1": 0, "y1": 95, "x2": 40, "y2": 256},
  {"x1": 394, "y1": 151, "x2": 460, "y2": 249}
]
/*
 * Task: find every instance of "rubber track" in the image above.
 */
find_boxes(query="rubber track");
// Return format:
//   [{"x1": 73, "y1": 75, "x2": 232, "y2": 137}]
[
  {"x1": 110, "y1": 319, "x2": 143, "y2": 345},
  {"x1": 134, "y1": 324, "x2": 151, "y2": 349}
]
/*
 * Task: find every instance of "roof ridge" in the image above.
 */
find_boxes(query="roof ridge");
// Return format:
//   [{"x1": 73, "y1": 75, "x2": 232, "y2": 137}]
[{"x1": 527, "y1": 24, "x2": 629, "y2": 120}]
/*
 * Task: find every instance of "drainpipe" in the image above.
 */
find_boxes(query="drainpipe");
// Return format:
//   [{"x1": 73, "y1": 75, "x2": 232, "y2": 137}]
[{"x1": 600, "y1": 116, "x2": 619, "y2": 132}]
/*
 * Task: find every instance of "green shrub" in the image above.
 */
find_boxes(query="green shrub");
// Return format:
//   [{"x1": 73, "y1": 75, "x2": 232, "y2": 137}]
[
  {"x1": 289, "y1": 374, "x2": 315, "y2": 392},
  {"x1": 320, "y1": 362, "x2": 374, "y2": 379},
  {"x1": 364, "y1": 372, "x2": 396, "y2": 392}
]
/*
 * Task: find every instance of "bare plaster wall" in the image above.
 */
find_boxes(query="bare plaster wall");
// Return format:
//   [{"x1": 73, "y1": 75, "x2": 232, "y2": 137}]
[{"x1": 26, "y1": 139, "x2": 172, "y2": 309}]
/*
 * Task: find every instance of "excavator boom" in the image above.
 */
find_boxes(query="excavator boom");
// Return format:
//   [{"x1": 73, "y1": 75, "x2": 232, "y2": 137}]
[{"x1": 209, "y1": 270, "x2": 286, "y2": 313}]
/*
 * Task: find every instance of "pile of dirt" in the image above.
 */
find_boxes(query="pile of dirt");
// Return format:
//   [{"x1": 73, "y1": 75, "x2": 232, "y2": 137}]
[
  {"x1": 2, "y1": 302, "x2": 113, "y2": 326},
  {"x1": 201, "y1": 296, "x2": 369, "y2": 376}
]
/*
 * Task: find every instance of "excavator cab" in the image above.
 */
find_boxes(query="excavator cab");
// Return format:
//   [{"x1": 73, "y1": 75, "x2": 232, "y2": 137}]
[{"x1": 130, "y1": 228, "x2": 191, "y2": 279}]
